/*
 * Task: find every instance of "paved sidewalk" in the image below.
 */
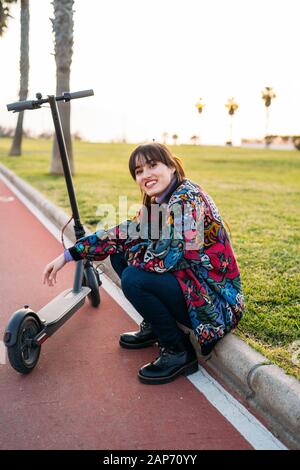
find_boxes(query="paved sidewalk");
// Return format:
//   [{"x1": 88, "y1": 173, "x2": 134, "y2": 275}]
[{"x1": 0, "y1": 167, "x2": 297, "y2": 449}]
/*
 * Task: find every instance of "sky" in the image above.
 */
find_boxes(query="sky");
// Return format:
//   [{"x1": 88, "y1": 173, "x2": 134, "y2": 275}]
[{"x1": 0, "y1": 0, "x2": 300, "y2": 145}]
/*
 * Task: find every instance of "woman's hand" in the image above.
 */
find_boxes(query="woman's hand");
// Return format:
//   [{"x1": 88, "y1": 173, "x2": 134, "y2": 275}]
[{"x1": 43, "y1": 253, "x2": 66, "y2": 286}]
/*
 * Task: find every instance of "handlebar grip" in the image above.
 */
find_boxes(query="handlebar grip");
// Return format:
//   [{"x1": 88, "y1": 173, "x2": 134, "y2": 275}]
[
  {"x1": 63, "y1": 89, "x2": 94, "y2": 100},
  {"x1": 7, "y1": 100, "x2": 35, "y2": 112}
]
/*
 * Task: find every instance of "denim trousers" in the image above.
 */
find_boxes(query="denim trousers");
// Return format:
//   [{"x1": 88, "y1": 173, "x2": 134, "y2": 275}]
[{"x1": 110, "y1": 252, "x2": 192, "y2": 346}]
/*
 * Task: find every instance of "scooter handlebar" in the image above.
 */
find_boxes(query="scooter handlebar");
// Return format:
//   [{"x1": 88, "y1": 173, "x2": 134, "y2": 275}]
[
  {"x1": 7, "y1": 89, "x2": 94, "y2": 113},
  {"x1": 63, "y1": 89, "x2": 94, "y2": 100},
  {"x1": 7, "y1": 100, "x2": 36, "y2": 112}
]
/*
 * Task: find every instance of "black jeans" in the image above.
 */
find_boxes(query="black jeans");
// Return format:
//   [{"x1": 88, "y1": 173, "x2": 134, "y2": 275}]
[{"x1": 110, "y1": 252, "x2": 192, "y2": 346}]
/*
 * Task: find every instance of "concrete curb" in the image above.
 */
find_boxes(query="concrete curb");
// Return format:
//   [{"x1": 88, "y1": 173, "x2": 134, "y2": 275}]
[{"x1": 1, "y1": 162, "x2": 299, "y2": 449}]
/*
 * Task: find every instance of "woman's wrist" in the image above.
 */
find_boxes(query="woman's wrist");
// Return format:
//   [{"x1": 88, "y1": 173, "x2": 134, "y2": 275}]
[{"x1": 63, "y1": 249, "x2": 74, "y2": 263}]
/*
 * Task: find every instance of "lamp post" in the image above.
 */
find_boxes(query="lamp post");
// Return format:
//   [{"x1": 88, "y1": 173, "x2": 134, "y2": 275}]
[
  {"x1": 225, "y1": 97, "x2": 239, "y2": 146},
  {"x1": 261, "y1": 86, "x2": 276, "y2": 147},
  {"x1": 195, "y1": 97, "x2": 205, "y2": 144},
  {"x1": 162, "y1": 132, "x2": 168, "y2": 144}
]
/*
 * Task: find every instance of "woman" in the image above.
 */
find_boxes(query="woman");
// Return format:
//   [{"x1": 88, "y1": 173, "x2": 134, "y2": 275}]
[{"x1": 43, "y1": 142, "x2": 245, "y2": 385}]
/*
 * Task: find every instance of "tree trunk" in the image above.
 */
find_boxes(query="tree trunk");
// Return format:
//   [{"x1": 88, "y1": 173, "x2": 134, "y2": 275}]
[
  {"x1": 9, "y1": 0, "x2": 29, "y2": 156},
  {"x1": 50, "y1": 0, "x2": 74, "y2": 175}
]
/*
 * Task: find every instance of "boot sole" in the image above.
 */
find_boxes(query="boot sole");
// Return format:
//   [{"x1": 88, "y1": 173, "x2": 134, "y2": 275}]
[
  {"x1": 119, "y1": 338, "x2": 158, "y2": 349},
  {"x1": 138, "y1": 359, "x2": 199, "y2": 385}
]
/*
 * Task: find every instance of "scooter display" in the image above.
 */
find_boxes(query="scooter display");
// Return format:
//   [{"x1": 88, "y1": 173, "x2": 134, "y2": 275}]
[{"x1": 3, "y1": 90, "x2": 102, "y2": 374}]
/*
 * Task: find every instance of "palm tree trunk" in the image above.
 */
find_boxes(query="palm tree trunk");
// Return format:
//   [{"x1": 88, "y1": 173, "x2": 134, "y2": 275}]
[
  {"x1": 50, "y1": 0, "x2": 74, "y2": 175},
  {"x1": 265, "y1": 106, "x2": 270, "y2": 147},
  {"x1": 229, "y1": 115, "x2": 233, "y2": 145},
  {"x1": 9, "y1": 0, "x2": 29, "y2": 156}
]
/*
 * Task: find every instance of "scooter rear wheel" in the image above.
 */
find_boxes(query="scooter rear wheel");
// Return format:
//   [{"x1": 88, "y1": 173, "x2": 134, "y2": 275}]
[
  {"x1": 7, "y1": 315, "x2": 41, "y2": 374},
  {"x1": 83, "y1": 265, "x2": 101, "y2": 307}
]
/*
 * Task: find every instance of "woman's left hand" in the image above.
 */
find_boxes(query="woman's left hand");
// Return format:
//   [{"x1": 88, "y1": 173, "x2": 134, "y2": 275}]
[{"x1": 43, "y1": 253, "x2": 66, "y2": 287}]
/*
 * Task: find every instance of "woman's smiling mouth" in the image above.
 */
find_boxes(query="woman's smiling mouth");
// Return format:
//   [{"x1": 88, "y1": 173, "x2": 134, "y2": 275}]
[{"x1": 145, "y1": 180, "x2": 158, "y2": 189}]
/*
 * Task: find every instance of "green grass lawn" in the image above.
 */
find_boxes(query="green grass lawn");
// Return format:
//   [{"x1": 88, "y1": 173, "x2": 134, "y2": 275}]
[{"x1": 1, "y1": 138, "x2": 299, "y2": 380}]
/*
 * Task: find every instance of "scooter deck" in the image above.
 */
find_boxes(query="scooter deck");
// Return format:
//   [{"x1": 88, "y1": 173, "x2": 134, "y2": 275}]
[{"x1": 37, "y1": 287, "x2": 91, "y2": 325}]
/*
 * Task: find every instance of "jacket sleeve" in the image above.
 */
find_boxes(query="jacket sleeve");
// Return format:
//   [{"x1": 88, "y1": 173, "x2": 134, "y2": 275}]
[
  {"x1": 136, "y1": 198, "x2": 203, "y2": 273},
  {"x1": 68, "y1": 221, "x2": 130, "y2": 261}
]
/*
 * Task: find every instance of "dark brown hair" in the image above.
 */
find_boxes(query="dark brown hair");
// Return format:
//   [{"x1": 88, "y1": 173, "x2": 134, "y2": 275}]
[{"x1": 129, "y1": 142, "x2": 186, "y2": 206}]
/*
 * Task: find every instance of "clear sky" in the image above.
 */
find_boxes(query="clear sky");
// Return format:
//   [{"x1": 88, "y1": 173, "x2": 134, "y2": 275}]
[{"x1": 0, "y1": 0, "x2": 300, "y2": 145}]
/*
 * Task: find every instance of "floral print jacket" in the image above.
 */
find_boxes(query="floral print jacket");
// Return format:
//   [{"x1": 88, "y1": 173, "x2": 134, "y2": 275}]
[{"x1": 68, "y1": 179, "x2": 245, "y2": 353}]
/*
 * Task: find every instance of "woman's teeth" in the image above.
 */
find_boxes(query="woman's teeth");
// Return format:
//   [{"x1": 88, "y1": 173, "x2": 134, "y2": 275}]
[{"x1": 145, "y1": 181, "x2": 157, "y2": 188}]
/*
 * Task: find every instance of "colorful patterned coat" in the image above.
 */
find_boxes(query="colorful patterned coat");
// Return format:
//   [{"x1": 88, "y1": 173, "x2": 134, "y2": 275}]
[{"x1": 69, "y1": 179, "x2": 245, "y2": 353}]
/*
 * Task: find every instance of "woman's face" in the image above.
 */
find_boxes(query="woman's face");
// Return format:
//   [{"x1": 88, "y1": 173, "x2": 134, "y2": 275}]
[{"x1": 134, "y1": 159, "x2": 175, "y2": 197}]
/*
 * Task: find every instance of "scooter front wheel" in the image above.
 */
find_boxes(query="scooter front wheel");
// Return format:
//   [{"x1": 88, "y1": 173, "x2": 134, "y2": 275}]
[{"x1": 7, "y1": 315, "x2": 41, "y2": 374}]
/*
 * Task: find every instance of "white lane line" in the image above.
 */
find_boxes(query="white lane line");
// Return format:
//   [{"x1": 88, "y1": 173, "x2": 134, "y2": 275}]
[
  {"x1": 1, "y1": 172, "x2": 287, "y2": 450},
  {"x1": 0, "y1": 341, "x2": 7, "y2": 365},
  {"x1": 189, "y1": 368, "x2": 286, "y2": 450}
]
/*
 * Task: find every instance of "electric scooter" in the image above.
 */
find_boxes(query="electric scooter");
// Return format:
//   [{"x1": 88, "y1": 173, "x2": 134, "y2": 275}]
[{"x1": 3, "y1": 89, "x2": 102, "y2": 374}]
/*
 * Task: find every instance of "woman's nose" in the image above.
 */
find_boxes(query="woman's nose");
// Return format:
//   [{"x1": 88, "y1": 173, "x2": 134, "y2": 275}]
[{"x1": 142, "y1": 167, "x2": 151, "y2": 178}]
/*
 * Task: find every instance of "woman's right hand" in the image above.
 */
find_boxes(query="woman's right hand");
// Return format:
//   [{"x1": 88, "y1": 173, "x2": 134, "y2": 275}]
[{"x1": 43, "y1": 253, "x2": 66, "y2": 286}]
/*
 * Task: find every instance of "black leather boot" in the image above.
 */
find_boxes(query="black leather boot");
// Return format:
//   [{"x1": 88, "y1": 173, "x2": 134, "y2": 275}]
[
  {"x1": 138, "y1": 334, "x2": 198, "y2": 384},
  {"x1": 119, "y1": 320, "x2": 158, "y2": 349}
]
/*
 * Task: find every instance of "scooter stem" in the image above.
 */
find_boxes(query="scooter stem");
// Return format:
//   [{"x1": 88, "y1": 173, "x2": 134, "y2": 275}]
[
  {"x1": 48, "y1": 95, "x2": 85, "y2": 240},
  {"x1": 73, "y1": 260, "x2": 84, "y2": 293}
]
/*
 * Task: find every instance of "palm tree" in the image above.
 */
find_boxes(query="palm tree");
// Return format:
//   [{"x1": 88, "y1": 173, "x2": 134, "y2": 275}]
[
  {"x1": 0, "y1": 0, "x2": 17, "y2": 34},
  {"x1": 225, "y1": 97, "x2": 239, "y2": 146},
  {"x1": 195, "y1": 97, "x2": 205, "y2": 115},
  {"x1": 172, "y1": 133, "x2": 179, "y2": 145},
  {"x1": 261, "y1": 86, "x2": 276, "y2": 147},
  {"x1": 9, "y1": 0, "x2": 29, "y2": 156},
  {"x1": 50, "y1": 0, "x2": 74, "y2": 175},
  {"x1": 190, "y1": 135, "x2": 199, "y2": 145},
  {"x1": 195, "y1": 97, "x2": 205, "y2": 145}
]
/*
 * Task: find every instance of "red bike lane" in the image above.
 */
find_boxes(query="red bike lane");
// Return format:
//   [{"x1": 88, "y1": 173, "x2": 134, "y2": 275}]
[{"x1": 0, "y1": 177, "x2": 253, "y2": 450}]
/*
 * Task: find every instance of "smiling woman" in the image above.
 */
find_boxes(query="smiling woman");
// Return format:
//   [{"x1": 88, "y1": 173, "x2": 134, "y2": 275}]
[{"x1": 43, "y1": 142, "x2": 245, "y2": 385}]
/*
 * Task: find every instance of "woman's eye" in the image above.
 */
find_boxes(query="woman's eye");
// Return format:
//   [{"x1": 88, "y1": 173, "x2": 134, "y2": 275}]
[
  {"x1": 135, "y1": 169, "x2": 142, "y2": 175},
  {"x1": 150, "y1": 162, "x2": 157, "y2": 168}
]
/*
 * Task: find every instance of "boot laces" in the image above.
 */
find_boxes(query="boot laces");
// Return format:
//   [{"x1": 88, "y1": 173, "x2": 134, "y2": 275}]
[
  {"x1": 140, "y1": 320, "x2": 150, "y2": 332},
  {"x1": 159, "y1": 346, "x2": 176, "y2": 363}
]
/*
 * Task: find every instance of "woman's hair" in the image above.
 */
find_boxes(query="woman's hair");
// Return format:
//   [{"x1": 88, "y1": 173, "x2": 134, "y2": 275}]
[{"x1": 129, "y1": 142, "x2": 185, "y2": 206}]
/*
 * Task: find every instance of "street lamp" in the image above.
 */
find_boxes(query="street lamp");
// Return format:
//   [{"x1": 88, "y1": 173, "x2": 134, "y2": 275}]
[
  {"x1": 261, "y1": 86, "x2": 276, "y2": 147},
  {"x1": 195, "y1": 97, "x2": 205, "y2": 144},
  {"x1": 225, "y1": 97, "x2": 239, "y2": 146}
]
